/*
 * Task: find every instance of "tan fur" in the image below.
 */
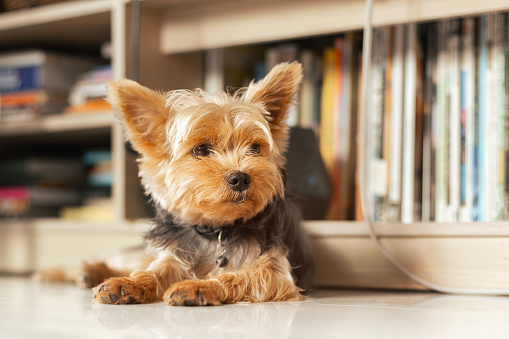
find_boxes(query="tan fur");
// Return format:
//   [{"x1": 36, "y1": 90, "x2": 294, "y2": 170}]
[{"x1": 41, "y1": 62, "x2": 310, "y2": 306}]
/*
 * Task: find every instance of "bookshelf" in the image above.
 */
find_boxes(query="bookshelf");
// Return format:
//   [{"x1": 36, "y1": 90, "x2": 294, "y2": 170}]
[
  {"x1": 1, "y1": 0, "x2": 509, "y2": 292},
  {"x1": 0, "y1": 0, "x2": 202, "y2": 272}
]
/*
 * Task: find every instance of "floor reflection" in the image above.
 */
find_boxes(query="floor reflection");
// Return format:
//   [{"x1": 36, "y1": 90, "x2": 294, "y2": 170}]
[
  {"x1": 93, "y1": 300, "x2": 302, "y2": 338},
  {"x1": 4, "y1": 278, "x2": 509, "y2": 339},
  {"x1": 91, "y1": 290, "x2": 509, "y2": 339}
]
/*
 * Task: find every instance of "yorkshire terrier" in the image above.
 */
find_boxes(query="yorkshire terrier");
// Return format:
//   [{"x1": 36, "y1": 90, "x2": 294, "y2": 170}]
[{"x1": 39, "y1": 62, "x2": 314, "y2": 306}]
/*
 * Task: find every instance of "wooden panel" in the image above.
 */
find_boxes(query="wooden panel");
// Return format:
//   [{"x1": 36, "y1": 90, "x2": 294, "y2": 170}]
[
  {"x1": 160, "y1": 0, "x2": 509, "y2": 54},
  {"x1": 0, "y1": 220, "x2": 146, "y2": 273},
  {"x1": 313, "y1": 236, "x2": 509, "y2": 291},
  {"x1": 304, "y1": 220, "x2": 509, "y2": 237}
]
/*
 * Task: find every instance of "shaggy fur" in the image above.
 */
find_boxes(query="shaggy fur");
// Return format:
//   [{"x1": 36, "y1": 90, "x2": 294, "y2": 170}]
[{"x1": 37, "y1": 62, "x2": 314, "y2": 306}]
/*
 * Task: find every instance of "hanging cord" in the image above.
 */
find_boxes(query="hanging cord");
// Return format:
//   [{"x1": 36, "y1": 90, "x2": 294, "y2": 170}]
[{"x1": 359, "y1": 0, "x2": 509, "y2": 296}]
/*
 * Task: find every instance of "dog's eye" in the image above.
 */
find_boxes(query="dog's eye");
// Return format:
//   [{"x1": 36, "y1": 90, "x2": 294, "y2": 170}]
[
  {"x1": 248, "y1": 143, "x2": 260, "y2": 155},
  {"x1": 192, "y1": 144, "x2": 213, "y2": 157}
]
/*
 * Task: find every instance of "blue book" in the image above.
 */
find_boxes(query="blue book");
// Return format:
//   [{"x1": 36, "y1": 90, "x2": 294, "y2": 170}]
[
  {"x1": 0, "y1": 50, "x2": 95, "y2": 94},
  {"x1": 0, "y1": 66, "x2": 40, "y2": 93}
]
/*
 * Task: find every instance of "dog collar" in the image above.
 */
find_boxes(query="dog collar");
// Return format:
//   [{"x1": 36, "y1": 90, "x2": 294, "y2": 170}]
[
  {"x1": 191, "y1": 224, "x2": 221, "y2": 240},
  {"x1": 191, "y1": 225, "x2": 229, "y2": 268}
]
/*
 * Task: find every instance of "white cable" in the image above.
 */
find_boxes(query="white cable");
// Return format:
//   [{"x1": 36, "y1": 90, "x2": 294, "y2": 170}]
[{"x1": 359, "y1": 0, "x2": 509, "y2": 296}]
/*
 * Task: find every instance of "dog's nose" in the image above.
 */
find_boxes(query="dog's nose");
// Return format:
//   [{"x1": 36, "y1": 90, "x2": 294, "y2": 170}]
[{"x1": 225, "y1": 171, "x2": 251, "y2": 192}]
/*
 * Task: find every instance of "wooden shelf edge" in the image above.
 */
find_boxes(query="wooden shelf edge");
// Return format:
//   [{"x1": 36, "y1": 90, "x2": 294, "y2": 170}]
[
  {"x1": 0, "y1": 111, "x2": 116, "y2": 136},
  {"x1": 0, "y1": 0, "x2": 114, "y2": 32},
  {"x1": 0, "y1": 217, "x2": 150, "y2": 233},
  {"x1": 303, "y1": 220, "x2": 509, "y2": 237},
  {"x1": 160, "y1": 0, "x2": 509, "y2": 54},
  {"x1": 2, "y1": 217, "x2": 509, "y2": 237}
]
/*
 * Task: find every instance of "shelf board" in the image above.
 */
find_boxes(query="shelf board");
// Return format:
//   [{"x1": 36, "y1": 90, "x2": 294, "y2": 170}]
[
  {"x1": 160, "y1": 0, "x2": 509, "y2": 54},
  {"x1": 0, "y1": 1, "x2": 113, "y2": 51},
  {"x1": 0, "y1": 111, "x2": 116, "y2": 136},
  {"x1": 0, "y1": 1, "x2": 112, "y2": 31},
  {"x1": 0, "y1": 217, "x2": 149, "y2": 233},
  {"x1": 303, "y1": 220, "x2": 509, "y2": 238},
  {"x1": 3, "y1": 218, "x2": 509, "y2": 291}
]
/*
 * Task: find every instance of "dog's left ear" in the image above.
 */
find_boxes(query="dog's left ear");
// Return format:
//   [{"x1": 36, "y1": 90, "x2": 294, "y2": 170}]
[
  {"x1": 107, "y1": 79, "x2": 169, "y2": 157},
  {"x1": 243, "y1": 62, "x2": 303, "y2": 129}
]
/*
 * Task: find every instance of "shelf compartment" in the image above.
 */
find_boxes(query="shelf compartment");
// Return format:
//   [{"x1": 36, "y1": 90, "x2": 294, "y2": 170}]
[{"x1": 0, "y1": 1, "x2": 112, "y2": 52}]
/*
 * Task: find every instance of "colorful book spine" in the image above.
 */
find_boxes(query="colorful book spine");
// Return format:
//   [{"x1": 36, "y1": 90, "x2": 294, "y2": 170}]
[
  {"x1": 401, "y1": 23, "x2": 418, "y2": 224},
  {"x1": 388, "y1": 25, "x2": 404, "y2": 221},
  {"x1": 448, "y1": 19, "x2": 461, "y2": 222},
  {"x1": 459, "y1": 17, "x2": 476, "y2": 222},
  {"x1": 493, "y1": 13, "x2": 507, "y2": 220},
  {"x1": 477, "y1": 15, "x2": 488, "y2": 222}
]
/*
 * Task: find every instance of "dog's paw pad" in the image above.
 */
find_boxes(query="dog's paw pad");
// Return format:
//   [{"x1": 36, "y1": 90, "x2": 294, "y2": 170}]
[
  {"x1": 164, "y1": 280, "x2": 221, "y2": 306},
  {"x1": 94, "y1": 277, "x2": 149, "y2": 304}
]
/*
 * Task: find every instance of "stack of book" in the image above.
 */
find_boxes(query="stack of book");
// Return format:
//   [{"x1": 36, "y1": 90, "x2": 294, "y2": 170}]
[
  {"x1": 65, "y1": 65, "x2": 113, "y2": 114},
  {"x1": 0, "y1": 158, "x2": 84, "y2": 218},
  {"x1": 59, "y1": 150, "x2": 114, "y2": 222},
  {"x1": 0, "y1": 50, "x2": 95, "y2": 123}
]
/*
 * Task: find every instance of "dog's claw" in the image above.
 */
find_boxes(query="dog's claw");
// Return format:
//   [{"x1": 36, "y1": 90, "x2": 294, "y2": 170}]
[
  {"x1": 109, "y1": 293, "x2": 120, "y2": 302},
  {"x1": 184, "y1": 299, "x2": 196, "y2": 306},
  {"x1": 198, "y1": 291, "x2": 204, "y2": 305},
  {"x1": 101, "y1": 296, "x2": 110, "y2": 304}
]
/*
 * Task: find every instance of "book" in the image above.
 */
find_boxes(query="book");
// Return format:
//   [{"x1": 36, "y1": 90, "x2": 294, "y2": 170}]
[
  {"x1": 435, "y1": 19, "x2": 450, "y2": 222},
  {"x1": 83, "y1": 150, "x2": 113, "y2": 188},
  {"x1": 492, "y1": 13, "x2": 507, "y2": 220},
  {"x1": 477, "y1": 15, "x2": 489, "y2": 222},
  {"x1": 299, "y1": 50, "x2": 322, "y2": 131},
  {"x1": 369, "y1": 27, "x2": 391, "y2": 222},
  {"x1": 0, "y1": 50, "x2": 95, "y2": 94},
  {"x1": 0, "y1": 50, "x2": 96, "y2": 122},
  {"x1": 388, "y1": 25, "x2": 404, "y2": 222},
  {"x1": 459, "y1": 17, "x2": 476, "y2": 222},
  {"x1": 401, "y1": 23, "x2": 418, "y2": 224},
  {"x1": 0, "y1": 186, "x2": 81, "y2": 218},
  {"x1": 422, "y1": 22, "x2": 438, "y2": 222},
  {"x1": 0, "y1": 90, "x2": 68, "y2": 122},
  {"x1": 319, "y1": 43, "x2": 341, "y2": 219},
  {"x1": 0, "y1": 158, "x2": 84, "y2": 186}
]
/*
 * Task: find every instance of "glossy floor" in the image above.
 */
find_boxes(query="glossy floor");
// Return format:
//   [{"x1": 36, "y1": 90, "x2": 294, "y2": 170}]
[{"x1": 2, "y1": 277, "x2": 509, "y2": 338}]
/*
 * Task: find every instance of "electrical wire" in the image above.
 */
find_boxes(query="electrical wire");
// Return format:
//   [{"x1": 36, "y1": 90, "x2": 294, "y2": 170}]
[{"x1": 359, "y1": 0, "x2": 509, "y2": 296}]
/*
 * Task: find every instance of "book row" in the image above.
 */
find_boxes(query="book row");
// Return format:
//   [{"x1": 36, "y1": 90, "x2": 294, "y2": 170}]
[
  {"x1": 0, "y1": 50, "x2": 112, "y2": 123},
  {"x1": 247, "y1": 12, "x2": 509, "y2": 222},
  {"x1": 0, "y1": 151, "x2": 113, "y2": 220}
]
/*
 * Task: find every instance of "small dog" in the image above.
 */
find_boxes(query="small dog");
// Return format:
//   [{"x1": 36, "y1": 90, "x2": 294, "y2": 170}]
[{"x1": 43, "y1": 62, "x2": 314, "y2": 306}]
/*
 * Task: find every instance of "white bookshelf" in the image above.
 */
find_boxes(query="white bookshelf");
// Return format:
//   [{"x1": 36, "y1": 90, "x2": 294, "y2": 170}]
[{"x1": 1, "y1": 0, "x2": 509, "y2": 292}]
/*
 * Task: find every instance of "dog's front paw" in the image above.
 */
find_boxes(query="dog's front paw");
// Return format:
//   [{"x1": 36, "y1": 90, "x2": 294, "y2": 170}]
[
  {"x1": 164, "y1": 280, "x2": 222, "y2": 306},
  {"x1": 93, "y1": 272, "x2": 159, "y2": 304}
]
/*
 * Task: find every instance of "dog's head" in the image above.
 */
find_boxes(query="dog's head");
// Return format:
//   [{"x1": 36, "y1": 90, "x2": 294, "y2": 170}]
[{"x1": 108, "y1": 62, "x2": 302, "y2": 227}]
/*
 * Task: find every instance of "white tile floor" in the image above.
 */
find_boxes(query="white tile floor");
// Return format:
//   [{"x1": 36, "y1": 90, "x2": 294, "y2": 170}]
[{"x1": 1, "y1": 277, "x2": 509, "y2": 339}]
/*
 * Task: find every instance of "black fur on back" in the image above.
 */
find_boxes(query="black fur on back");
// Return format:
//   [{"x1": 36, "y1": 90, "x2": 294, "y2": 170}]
[{"x1": 145, "y1": 185, "x2": 314, "y2": 291}]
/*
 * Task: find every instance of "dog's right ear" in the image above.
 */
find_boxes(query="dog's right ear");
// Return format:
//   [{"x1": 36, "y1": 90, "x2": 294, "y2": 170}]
[{"x1": 107, "y1": 79, "x2": 169, "y2": 156}]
